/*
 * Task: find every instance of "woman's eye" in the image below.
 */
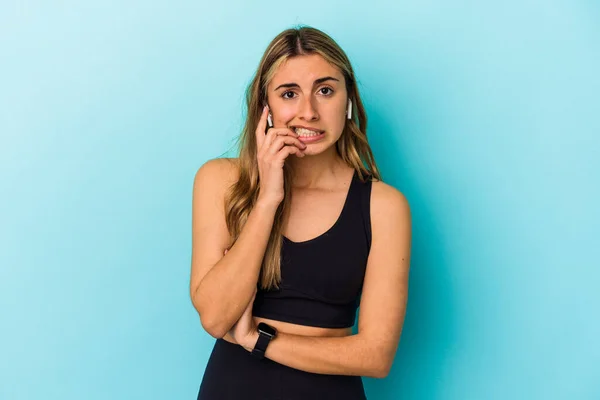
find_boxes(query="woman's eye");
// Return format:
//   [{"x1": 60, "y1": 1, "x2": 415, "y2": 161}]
[{"x1": 281, "y1": 87, "x2": 334, "y2": 99}]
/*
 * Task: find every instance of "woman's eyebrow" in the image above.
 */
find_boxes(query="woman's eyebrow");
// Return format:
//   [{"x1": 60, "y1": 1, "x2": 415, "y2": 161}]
[{"x1": 274, "y1": 76, "x2": 339, "y2": 91}]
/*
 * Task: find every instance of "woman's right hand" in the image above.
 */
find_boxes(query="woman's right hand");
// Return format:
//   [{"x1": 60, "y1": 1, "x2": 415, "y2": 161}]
[{"x1": 255, "y1": 105, "x2": 307, "y2": 205}]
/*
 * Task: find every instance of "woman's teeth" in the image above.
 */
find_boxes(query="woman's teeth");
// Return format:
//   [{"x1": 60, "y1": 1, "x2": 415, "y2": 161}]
[{"x1": 294, "y1": 128, "x2": 323, "y2": 137}]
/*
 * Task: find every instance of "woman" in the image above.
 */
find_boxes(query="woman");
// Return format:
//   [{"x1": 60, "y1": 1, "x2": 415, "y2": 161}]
[{"x1": 190, "y1": 25, "x2": 412, "y2": 399}]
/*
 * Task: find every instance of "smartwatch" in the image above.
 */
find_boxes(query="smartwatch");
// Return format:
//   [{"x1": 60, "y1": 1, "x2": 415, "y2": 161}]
[{"x1": 251, "y1": 322, "x2": 277, "y2": 359}]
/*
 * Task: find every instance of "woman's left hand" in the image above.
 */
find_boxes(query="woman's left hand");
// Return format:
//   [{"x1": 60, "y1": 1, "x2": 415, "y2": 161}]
[{"x1": 227, "y1": 287, "x2": 259, "y2": 351}]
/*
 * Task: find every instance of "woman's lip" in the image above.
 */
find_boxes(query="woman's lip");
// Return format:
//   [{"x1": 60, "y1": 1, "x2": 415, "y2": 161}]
[
  {"x1": 297, "y1": 132, "x2": 325, "y2": 143},
  {"x1": 291, "y1": 126, "x2": 324, "y2": 133}
]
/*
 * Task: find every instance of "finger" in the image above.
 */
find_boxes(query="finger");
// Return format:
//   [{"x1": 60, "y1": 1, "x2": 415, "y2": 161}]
[
  {"x1": 277, "y1": 145, "x2": 305, "y2": 161},
  {"x1": 255, "y1": 105, "x2": 269, "y2": 149},
  {"x1": 269, "y1": 136, "x2": 307, "y2": 155},
  {"x1": 264, "y1": 128, "x2": 300, "y2": 150}
]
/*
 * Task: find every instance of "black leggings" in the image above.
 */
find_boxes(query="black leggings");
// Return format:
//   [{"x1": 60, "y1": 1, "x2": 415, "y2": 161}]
[{"x1": 197, "y1": 338, "x2": 367, "y2": 400}]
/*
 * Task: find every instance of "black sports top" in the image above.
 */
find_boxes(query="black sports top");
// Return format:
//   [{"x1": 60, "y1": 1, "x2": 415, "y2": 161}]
[{"x1": 252, "y1": 169, "x2": 373, "y2": 328}]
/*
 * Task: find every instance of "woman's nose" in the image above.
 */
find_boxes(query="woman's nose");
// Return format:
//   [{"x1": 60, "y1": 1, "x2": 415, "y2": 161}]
[{"x1": 299, "y1": 96, "x2": 319, "y2": 120}]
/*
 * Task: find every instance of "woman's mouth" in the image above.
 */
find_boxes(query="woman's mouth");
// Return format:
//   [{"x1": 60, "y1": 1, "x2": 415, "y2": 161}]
[{"x1": 292, "y1": 127, "x2": 325, "y2": 143}]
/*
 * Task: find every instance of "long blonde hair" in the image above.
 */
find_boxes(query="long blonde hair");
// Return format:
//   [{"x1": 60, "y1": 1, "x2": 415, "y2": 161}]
[{"x1": 224, "y1": 25, "x2": 382, "y2": 290}]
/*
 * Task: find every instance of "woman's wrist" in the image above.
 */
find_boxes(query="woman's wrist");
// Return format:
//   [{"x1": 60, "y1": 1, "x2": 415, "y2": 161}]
[
  {"x1": 241, "y1": 329, "x2": 260, "y2": 352},
  {"x1": 255, "y1": 195, "x2": 282, "y2": 211}
]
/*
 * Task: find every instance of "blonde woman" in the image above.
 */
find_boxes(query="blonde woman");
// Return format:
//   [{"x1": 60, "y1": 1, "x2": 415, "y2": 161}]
[{"x1": 191, "y1": 25, "x2": 412, "y2": 399}]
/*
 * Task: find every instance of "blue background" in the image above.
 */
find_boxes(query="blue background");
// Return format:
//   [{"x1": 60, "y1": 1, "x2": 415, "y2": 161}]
[{"x1": 1, "y1": 1, "x2": 599, "y2": 399}]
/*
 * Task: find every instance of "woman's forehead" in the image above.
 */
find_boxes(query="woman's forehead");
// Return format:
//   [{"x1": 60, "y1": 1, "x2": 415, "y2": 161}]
[{"x1": 271, "y1": 55, "x2": 343, "y2": 86}]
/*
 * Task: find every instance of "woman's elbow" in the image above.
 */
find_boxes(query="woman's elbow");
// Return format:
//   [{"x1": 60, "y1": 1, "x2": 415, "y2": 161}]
[
  {"x1": 372, "y1": 361, "x2": 392, "y2": 379},
  {"x1": 365, "y1": 360, "x2": 391, "y2": 379},
  {"x1": 192, "y1": 295, "x2": 224, "y2": 338},
  {"x1": 198, "y1": 313, "x2": 229, "y2": 339},
  {"x1": 366, "y1": 351, "x2": 393, "y2": 379}
]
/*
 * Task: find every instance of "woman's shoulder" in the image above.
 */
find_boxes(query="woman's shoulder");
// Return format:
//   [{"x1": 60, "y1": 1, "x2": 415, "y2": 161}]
[
  {"x1": 198, "y1": 156, "x2": 238, "y2": 168},
  {"x1": 194, "y1": 157, "x2": 240, "y2": 193},
  {"x1": 370, "y1": 178, "x2": 410, "y2": 216}
]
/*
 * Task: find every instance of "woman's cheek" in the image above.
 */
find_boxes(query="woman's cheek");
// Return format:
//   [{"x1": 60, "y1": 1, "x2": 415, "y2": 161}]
[{"x1": 277, "y1": 109, "x2": 297, "y2": 124}]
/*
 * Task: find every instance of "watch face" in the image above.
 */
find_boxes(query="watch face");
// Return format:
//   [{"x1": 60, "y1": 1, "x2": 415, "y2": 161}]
[{"x1": 257, "y1": 322, "x2": 277, "y2": 337}]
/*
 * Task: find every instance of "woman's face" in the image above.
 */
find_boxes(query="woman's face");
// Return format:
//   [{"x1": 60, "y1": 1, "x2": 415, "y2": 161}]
[{"x1": 266, "y1": 54, "x2": 348, "y2": 154}]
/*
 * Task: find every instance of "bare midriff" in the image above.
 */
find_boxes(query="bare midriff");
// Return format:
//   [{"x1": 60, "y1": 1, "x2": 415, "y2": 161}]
[{"x1": 222, "y1": 315, "x2": 353, "y2": 345}]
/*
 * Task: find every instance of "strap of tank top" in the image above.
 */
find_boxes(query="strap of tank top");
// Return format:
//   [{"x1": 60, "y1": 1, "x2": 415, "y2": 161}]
[{"x1": 357, "y1": 173, "x2": 373, "y2": 250}]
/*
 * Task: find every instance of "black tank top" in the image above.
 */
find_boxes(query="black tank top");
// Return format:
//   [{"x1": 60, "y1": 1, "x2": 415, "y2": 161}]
[{"x1": 252, "y1": 169, "x2": 373, "y2": 328}]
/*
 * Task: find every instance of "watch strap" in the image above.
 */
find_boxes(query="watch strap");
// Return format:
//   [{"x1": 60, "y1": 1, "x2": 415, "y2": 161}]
[{"x1": 251, "y1": 330, "x2": 273, "y2": 359}]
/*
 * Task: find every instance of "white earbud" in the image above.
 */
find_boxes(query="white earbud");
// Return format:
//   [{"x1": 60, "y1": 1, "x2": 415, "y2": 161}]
[{"x1": 347, "y1": 99, "x2": 352, "y2": 120}]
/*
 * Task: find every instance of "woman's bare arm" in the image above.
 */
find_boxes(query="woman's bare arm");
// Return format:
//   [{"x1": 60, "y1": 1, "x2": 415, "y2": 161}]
[
  {"x1": 189, "y1": 158, "x2": 279, "y2": 338},
  {"x1": 237, "y1": 181, "x2": 412, "y2": 378}
]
